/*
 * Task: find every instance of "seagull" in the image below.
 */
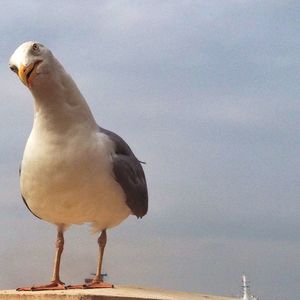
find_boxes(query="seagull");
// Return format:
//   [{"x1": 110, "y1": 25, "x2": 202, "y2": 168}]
[{"x1": 9, "y1": 41, "x2": 148, "y2": 291}]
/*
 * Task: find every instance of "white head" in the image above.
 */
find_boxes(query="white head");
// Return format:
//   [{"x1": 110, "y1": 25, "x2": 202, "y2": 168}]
[
  {"x1": 9, "y1": 41, "x2": 96, "y2": 127},
  {"x1": 9, "y1": 41, "x2": 64, "y2": 92}
]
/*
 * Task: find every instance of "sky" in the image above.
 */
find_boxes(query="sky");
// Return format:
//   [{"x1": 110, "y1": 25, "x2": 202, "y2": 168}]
[{"x1": 0, "y1": 1, "x2": 299, "y2": 299}]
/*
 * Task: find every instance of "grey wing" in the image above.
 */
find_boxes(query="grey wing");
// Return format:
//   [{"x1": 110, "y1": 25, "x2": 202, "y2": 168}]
[
  {"x1": 19, "y1": 166, "x2": 42, "y2": 220},
  {"x1": 100, "y1": 127, "x2": 148, "y2": 218}
]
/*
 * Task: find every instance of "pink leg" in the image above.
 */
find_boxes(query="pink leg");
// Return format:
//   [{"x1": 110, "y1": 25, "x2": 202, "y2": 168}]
[
  {"x1": 17, "y1": 226, "x2": 66, "y2": 291},
  {"x1": 68, "y1": 229, "x2": 113, "y2": 289}
]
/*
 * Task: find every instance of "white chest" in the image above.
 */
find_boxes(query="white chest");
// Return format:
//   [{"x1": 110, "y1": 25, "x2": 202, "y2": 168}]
[{"x1": 20, "y1": 128, "x2": 130, "y2": 230}]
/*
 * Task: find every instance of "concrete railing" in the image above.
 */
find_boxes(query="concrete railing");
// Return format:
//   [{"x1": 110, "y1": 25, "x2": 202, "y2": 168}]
[{"x1": 0, "y1": 285, "x2": 237, "y2": 300}]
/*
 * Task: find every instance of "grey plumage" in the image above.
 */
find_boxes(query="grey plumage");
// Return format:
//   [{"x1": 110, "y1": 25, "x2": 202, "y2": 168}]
[
  {"x1": 100, "y1": 127, "x2": 148, "y2": 218},
  {"x1": 19, "y1": 166, "x2": 41, "y2": 219},
  {"x1": 19, "y1": 128, "x2": 148, "y2": 220},
  {"x1": 22, "y1": 194, "x2": 41, "y2": 219},
  {"x1": 10, "y1": 41, "x2": 148, "y2": 290}
]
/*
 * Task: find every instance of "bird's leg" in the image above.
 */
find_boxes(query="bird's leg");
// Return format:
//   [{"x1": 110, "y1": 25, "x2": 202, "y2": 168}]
[
  {"x1": 84, "y1": 229, "x2": 113, "y2": 288},
  {"x1": 94, "y1": 229, "x2": 107, "y2": 283},
  {"x1": 67, "y1": 229, "x2": 113, "y2": 289},
  {"x1": 17, "y1": 226, "x2": 66, "y2": 291},
  {"x1": 50, "y1": 228, "x2": 65, "y2": 286}
]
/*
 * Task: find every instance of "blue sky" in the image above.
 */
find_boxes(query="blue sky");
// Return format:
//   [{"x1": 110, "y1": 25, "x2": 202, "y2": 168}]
[{"x1": 0, "y1": 1, "x2": 299, "y2": 299}]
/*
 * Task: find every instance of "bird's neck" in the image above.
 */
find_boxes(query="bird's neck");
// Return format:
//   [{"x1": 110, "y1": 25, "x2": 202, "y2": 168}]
[{"x1": 31, "y1": 70, "x2": 97, "y2": 134}]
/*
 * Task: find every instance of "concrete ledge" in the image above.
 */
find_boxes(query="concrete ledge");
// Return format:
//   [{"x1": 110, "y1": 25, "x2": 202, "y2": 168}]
[{"x1": 0, "y1": 285, "x2": 236, "y2": 300}]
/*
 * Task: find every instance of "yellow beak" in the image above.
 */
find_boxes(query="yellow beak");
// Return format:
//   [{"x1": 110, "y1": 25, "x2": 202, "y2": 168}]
[{"x1": 18, "y1": 61, "x2": 41, "y2": 88}]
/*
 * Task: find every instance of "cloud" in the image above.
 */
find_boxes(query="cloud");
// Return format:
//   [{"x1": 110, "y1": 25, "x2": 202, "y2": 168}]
[{"x1": 0, "y1": 1, "x2": 300, "y2": 300}]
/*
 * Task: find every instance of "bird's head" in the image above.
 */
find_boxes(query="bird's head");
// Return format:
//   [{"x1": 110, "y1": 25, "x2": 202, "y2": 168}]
[{"x1": 9, "y1": 41, "x2": 56, "y2": 90}]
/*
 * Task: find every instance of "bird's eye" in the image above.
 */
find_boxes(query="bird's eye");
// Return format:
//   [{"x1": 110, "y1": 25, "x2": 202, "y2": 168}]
[
  {"x1": 9, "y1": 65, "x2": 18, "y2": 74},
  {"x1": 32, "y1": 43, "x2": 39, "y2": 52}
]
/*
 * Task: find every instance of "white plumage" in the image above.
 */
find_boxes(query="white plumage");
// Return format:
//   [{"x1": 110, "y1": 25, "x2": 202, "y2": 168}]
[{"x1": 9, "y1": 41, "x2": 148, "y2": 290}]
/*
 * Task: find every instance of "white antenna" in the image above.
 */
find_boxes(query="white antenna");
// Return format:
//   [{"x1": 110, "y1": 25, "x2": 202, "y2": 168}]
[{"x1": 241, "y1": 274, "x2": 259, "y2": 300}]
